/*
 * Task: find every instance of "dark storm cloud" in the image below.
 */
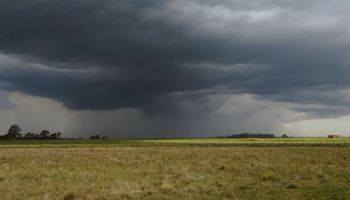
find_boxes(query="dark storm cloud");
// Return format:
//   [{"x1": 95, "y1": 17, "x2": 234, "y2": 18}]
[{"x1": 1, "y1": 0, "x2": 350, "y2": 116}]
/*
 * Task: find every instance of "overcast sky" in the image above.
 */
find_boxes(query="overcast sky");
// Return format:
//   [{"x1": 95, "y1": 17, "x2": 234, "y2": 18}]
[{"x1": 1, "y1": 0, "x2": 350, "y2": 137}]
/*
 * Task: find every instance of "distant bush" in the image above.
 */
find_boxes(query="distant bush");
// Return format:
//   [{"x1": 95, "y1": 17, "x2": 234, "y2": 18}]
[
  {"x1": 90, "y1": 135, "x2": 109, "y2": 140},
  {"x1": 90, "y1": 134, "x2": 100, "y2": 140}
]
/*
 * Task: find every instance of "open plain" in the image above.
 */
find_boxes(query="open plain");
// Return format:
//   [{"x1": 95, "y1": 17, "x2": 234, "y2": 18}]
[{"x1": 0, "y1": 138, "x2": 350, "y2": 200}]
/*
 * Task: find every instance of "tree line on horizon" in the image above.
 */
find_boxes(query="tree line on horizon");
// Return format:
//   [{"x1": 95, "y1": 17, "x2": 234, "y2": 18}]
[
  {"x1": 218, "y1": 133, "x2": 289, "y2": 138},
  {"x1": 0, "y1": 124, "x2": 61, "y2": 140}
]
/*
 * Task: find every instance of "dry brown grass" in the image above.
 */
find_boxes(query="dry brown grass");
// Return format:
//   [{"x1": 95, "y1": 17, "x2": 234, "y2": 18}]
[{"x1": 0, "y1": 146, "x2": 349, "y2": 199}]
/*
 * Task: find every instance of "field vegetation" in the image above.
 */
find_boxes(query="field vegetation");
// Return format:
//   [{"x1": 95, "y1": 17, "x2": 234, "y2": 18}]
[
  {"x1": 0, "y1": 138, "x2": 349, "y2": 199},
  {"x1": 0, "y1": 137, "x2": 350, "y2": 147}
]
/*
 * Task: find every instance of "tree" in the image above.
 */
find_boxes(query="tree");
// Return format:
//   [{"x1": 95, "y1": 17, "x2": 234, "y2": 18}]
[
  {"x1": 40, "y1": 130, "x2": 50, "y2": 139},
  {"x1": 90, "y1": 134, "x2": 100, "y2": 140},
  {"x1": 50, "y1": 133, "x2": 58, "y2": 140},
  {"x1": 7, "y1": 124, "x2": 22, "y2": 139},
  {"x1": 24, "y1": 132, "x2": 36, "y2": 139}
]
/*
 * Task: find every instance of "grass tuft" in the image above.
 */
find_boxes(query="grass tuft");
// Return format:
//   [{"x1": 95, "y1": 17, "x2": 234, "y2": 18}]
[{"x1": 63, "y1": 192, "x2": 75, "y2": 200}]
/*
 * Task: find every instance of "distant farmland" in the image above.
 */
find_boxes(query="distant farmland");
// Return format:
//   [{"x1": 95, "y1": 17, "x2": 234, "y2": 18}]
[
  {"x1": 0, "y1": 138, "x2": 349, "y2": 199},
  {"x1": 0, "y1": 137, "x2": 350, "y2": 147}
]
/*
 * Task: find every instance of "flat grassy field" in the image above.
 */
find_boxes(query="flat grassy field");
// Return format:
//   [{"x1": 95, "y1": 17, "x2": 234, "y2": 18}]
[
  {"x1": 0, "y1": 138, "x2": 350, "y2": 200},
  {"x1": 1, "y1": 137, "x2": 350, "y2": 147}
]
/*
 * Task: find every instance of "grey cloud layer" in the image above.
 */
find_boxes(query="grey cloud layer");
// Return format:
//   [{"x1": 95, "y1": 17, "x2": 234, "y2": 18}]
[{"x1": 1, "y1": 0, "x2": 350, "y2": 116}]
